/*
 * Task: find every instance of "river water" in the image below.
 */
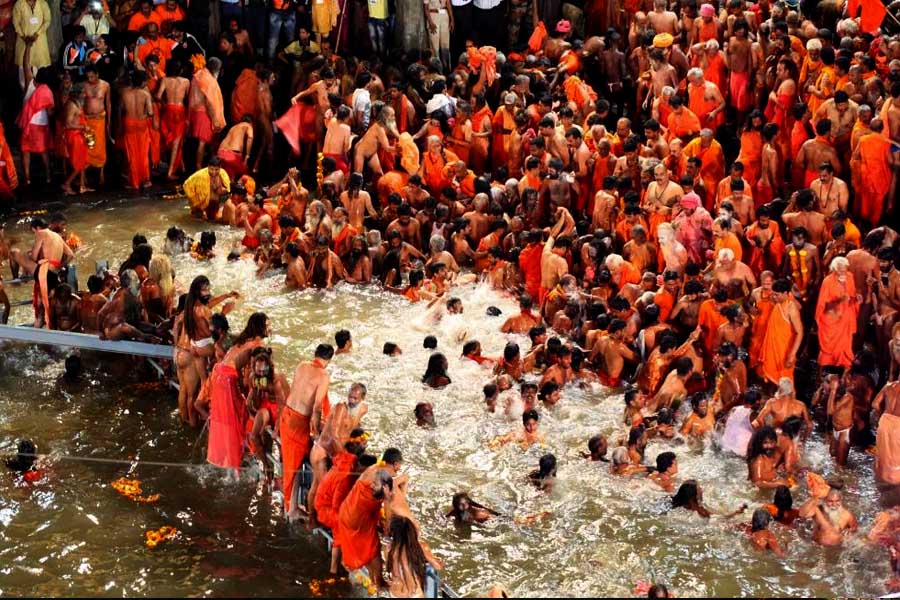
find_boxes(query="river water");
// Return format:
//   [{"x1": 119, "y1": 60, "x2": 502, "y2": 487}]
[{"x1": 0, "y1": 197, "x2": 892, "y2": 597}]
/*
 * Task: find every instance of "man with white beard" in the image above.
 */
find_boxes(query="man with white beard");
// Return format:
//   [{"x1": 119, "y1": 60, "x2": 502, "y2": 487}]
[
  {"x1": 799, "y1": 488, "x2": 858, "y2": 546},
  {"x1": 306, "y1": 200, "x2": 332, "y2": 242}
]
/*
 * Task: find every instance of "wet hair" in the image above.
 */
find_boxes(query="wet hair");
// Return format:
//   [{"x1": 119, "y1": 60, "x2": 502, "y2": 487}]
[
  {"x1": 539, "y1": 381, "x2": 560, "y2": 402},
  {"x1": 422, "y1": 352, "x2": 450, "y2": 384},
  {"x1": 423, "y1": 335, "x2": 438, "y2": 349},
  {"x1": 414, "y1": 402, "x2": 433, "y2": 421},
  {"x1": 673, "y1": 356, "x2": 693, "y2": 376},
  {"x1": 522, "y1": 409, "x2": 540, "y2": 425},
  {"x1": 657, "y1": 408, "x2": 674, "y2": 425},
  {"x1": 781, "y1": 416, "x2": 803, "y2": 439},
  {"x1": 648, "y1": 584, "x2": 670, "y2": 599},
  {"x1": 335, "y1": 329, "x2": 351, "y2": 349},
  {"x1": 184, "y1": 275, "x2": 211, "y2": 339},
  {"x1": 751, "y1": 508, "x2": 771, "y2": 532},
  {"x1": 210, "y1": 313, "x2": 230, "y2": 340},
  {"x1": 86, "y1": 274, "x2": 104, "y2": 294},
  {"x1": 462, "y1": 340, "x2": 480, "y2": 356},
  {"x1": 534, "y1": 453, "x2": 557, "y2": 478},
  {"x1": 671, "y1": 479, "x2": 701, "y2": 509},
  {"x1": 233, "y1": 312, "x2": 269, "y2": 346},
  {"x1": 773, "y1": 486, "x2": 793, "y2": 519},
  {"x1": 588, "y1": 435, "x2": 607, "y2": 457},
  {"x1": 383, "y1": 342, "x2": 400, "y2": 355},
  {"x1": 483, "y1": 382, "x2": 498, "y2": 399},
  {"x1": 6, "y1": 439, "x2": 37, "y2": 472},
  {"x1": 503, "y1": 342, "x2": 520, "y2": 362},
  {"x1": 315, "y1": 343, "x2": 335, "y2": 360},
  {"x1": 382, "y1": 447, "x2": 403, "y2": 466},
  {"x1": 656, "y1": 451, "x2": 676, "y2": 473},
  {"x1": 747, "y1": 426, "x2": 778, "y2": 464}
]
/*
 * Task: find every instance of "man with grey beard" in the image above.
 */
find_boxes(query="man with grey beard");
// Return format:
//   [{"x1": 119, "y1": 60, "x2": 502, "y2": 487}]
[
  {"x1": 799, "y1": 488, "x2": 858, "y2": 546},
  {"x1": 96, "y1": 269, "x2": 159, "y2": 342},
  {"x1": 305, "y1": 200, "x2": 332, "y2": 242}
]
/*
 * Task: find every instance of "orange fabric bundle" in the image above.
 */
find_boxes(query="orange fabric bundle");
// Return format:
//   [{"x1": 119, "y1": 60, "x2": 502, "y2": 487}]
[
  {"x1": 398, "y1": 132, "x2": 419, "y2": 174},
  {"x1": 563, "y1": 75, "x2": 597, "y2": 111},
  {"x1": 467, "y1": 46, "x2": 497, "y2": 85},
  {"x1": 806, "y1": 472, "x2": 831, "y2": 498},
  {"x1": 528, "y1": 21, "x2": 547, "y2": 53},
  {"x1": 230, "y1": 68, "x2": 259, "y2": 123}
]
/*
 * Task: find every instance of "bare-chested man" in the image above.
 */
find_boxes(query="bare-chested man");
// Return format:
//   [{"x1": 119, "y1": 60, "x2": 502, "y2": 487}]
[
  {"x1": 353, "y1": 105, "x2": 396, "y2": 177},
  {"x1": 725, "y1": 19, "x2": 754, "y2": 123},
  {"x1": 283, "y1": 241, "x2": 307, "y2": 289},
  {"x1": 61, "y1": 86, "x2": 90, "y2": 196},
  {"x1": 97, "y1": 269, "x2": 157, "y2": 342},
  {"x1": 83, "y1": 64, "x2": 111, "y2": 184},
  {"x1": 49, "y1": 284, "x2": 81, "y2": 332},
  {"x1": 782, "y1": 189, "x2": 827, "y2": 245},
  {"x1": 323, "y1": 105, "x2": 353, "y2": 174},
  {"x1": 11, "y1": 217, "x2": 75, "y2": 328},
  {"x1": 341, "y1": 172, "x2": 377, "y2": 232},
  {"x1": 752, "y1": 377, "x2": 812, "y2": 434},
  {"x1": 216, "y1": 115, "x2": 254, "y2": 179},
  {"x1": 794, "y1": 119, "x2": 841, "y2": 189},
  {"x1": 79, "y1": 274, "x2": 108, "y2": 334},
  {"x1": 644, "y1": 163, "x2": 683, "y2": 220},
  {"x1": 809, "y1": 162, "x2": 848, "y2": 216},
  {"x1": 282, "y1": 343, "x2": 334, "y2": 518},
  {"x1": 591, "y1": 318, "x2": 638, "y2": 388},
  {"x1": 156, "y1": 59, "x2": 190, "y2": 180},
  {"x1": 291, "y1": 67, "x2": 338, "y2": 144},
  {"x1": 799, "y1": 489, "x2": 858, "y2": 546}
]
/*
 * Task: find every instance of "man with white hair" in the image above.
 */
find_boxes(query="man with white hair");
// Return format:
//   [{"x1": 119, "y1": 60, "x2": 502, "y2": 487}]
[
  {"x1": 799, "y1": 488, "x2": 857, "y2": 546},
  {"x1": 711, "y1": 246, "x2": 757, "y2": 297},
  {"x1": 800, "y1": 37, "x2": 823, "y2": 100},
  {"x1": 815, "y1": 256, "x2": 860, "y2": 370},
  {"x1": 752, "y1": 376, "x2": 812, "y2": 434},
  {"x1": 605, "y1": 252, "x2": 641, "y2": 289},
  {"x1": 426, "y1": 234, "x2": 460, "y2": 274},
  {"x1": 687, "y1": 67, "x2": 726, "y2": 131}
]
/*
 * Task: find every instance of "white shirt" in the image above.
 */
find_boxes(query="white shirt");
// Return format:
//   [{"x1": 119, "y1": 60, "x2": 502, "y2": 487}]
[
  {"x1": 425, "y1": 93, "x2": 456, "y2": 117},
  {"x1": 352, "y1": 88, "x2": 372, "y2": 129},
  {"x1": 450, "y1": 0, "x2": 471, "y2": 6},
  {"x1": 473, "y1": 0, "x2": 502, "y2": 8}
]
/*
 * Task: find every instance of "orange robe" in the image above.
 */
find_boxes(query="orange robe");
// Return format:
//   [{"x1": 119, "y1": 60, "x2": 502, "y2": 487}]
[
  {"x1": 756, "y1": 300, "x2": 799, "y2": 385},
  {"x1": 421, "y1": 149, "x2": 458, "y2": 197},
  {"x1": 230, "y1": 69, "x2": 260, "y2": 124},
  {"x1": 519, "y1": 243, "x2": 543, "y2": 300},
  {"x1": 0, "y1": 123, "x2": 18, "y2": 200},
  {"x1": 748, "y1": 291, "x2": 773, "y2": 370},
  {"x1": 688, "y1": 82, "x2": 724, "y2": 132},
  {"x1": 490, "y1": 106, "x2": 515, "y2": 169},
  {"x1": 123, "y1": 117, "x2": 150, "y2": 188},
  {"x1": 744, "y1": 221, "x2": 784, "y2": 277},
  {"x1": 736, "y1": 130, "x2": 762, "y2": 191},
  {"x1": 279, "y1": 405, "x2": 310, "y2": 513},
  {"x1": 314, "y1": 451, "x2": 357, "y2": 531},
  {"x1": 161, "y1": 103, "x2": 186, "y2": 172},
  {"x1": 654, "y1": 289, "x2": 676, "y2": 323},
  {"x1": 854, "y1": 133, "x2": 891, "y2": 225},
  {"x1": 698, "y1": 19, "x2": 718, "y2": 42},
  {"x1": 714, "y1": 231, "x2": 742, "y2": 262},
  {"x1": 815, "y1": 273, "x2": 858, "y2": 368},
  {"x1": 683, "y1": 138, "x2": 725, "y2": 203},
  {"x1": 697, "y1": 299, "x2": 727, "y2": 355},
  {"x1": 64, "y1": 116, "x2": 88, "y2": 172},
  {"x1": 614, "y1": 260, "x2": 641, "y2": 289},
  {"x1": 808, "y1": 66, "x2": 835, "y2": 117},
  {"x1": 666, "y1": 109, "x2": 701, "y2": 142},
  {"x1": 335, "y1": 475, "x2": 383, "y2": 570},
  {"x1": 85, "y1": 114, "x2": 106, "y2": 168},
  {"x1": 715, "y1": 176, "x2": 752, "y2": 208},
  {"x1": 470, "y1": 106, "x2": 492, "y2": 174},
  {"x1": 876, "y1": 412, "x2": 900, "y2": 484}
]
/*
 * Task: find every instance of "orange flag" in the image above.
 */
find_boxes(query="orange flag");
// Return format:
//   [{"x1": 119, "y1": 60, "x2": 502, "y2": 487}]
[{"x1": 848, "y1": 0, "x2": 887, "y2": 33}]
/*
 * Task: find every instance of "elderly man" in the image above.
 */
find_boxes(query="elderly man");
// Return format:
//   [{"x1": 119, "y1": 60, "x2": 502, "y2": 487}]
[
  {"x1": 799, "y1": 488, "x2": 857, "y2": 546},
  {"x1": 687, "y1": 67, "x2": 726, "y2": 132},
  {"x1": 815, "y1": 257, "x2": 859, "y2": 370},
  {"x1": 710, "y1": 247, "x2": 756, "y2": 297}
]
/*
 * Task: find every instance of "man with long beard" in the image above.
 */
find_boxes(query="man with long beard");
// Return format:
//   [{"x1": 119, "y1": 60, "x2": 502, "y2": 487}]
[
  {"x1": 799, "y1": 489, "x2": 858, "y2": 546},
  {"x1": 331, "y1": 207, "x2": 358, "y2": 261},
  {"x1": 306, "y1": 200, "x2": 332, "y2": 242},
  {"x1": 344, "y1": 236, "x2": 372, "y2": 284}
]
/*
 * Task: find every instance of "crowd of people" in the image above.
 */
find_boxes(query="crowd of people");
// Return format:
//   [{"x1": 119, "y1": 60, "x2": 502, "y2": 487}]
[{"x1": 3, "y1": 0, "x2": 900, "y2": 595}]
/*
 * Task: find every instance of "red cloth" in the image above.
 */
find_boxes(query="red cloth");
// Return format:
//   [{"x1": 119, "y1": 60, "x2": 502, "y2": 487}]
[
  {"x1": 518, "y1": 244, "x2": 543, "y2": 300},
  {"x1": 64, "y1": 128, "x2": 88, "y2": 171},
  {"x1": 18, "y1": 84, "x2": 54, "y2": 153},
  {"x1": 324, "y1": 152, "x2": 349, "y2": 175},
  {"x1": 279, "y1": 405, "x2": 310, "y2": 512},
  {"x1": 275, "y1": 102, "x2": 318, "y2": 155},
  {"x1": 206, "y1": 364, "x2": 246, "y2": 470},
  {"x1": 729, "y1": 70, "x2": 752, "y2": 113},
  {"x1": 314, "y1": 451, "x2": 358, "y2": 532},
  {"x1": 123, "y1": 117, "x2": 150, "y2": 188},
  {"x1": 335, "y1": 474, "x2": 383, "y2": 570},
  {"x1": 848, "y1": 0, "x2": 887, "y2": 32},
  {"x1": 216, "y1": 147, "x2": 246, "y2": 179},
  {"x1": 190, "y1": 108, "x2": 214, "y2": 143},
  {"x1": 161, "y1": 103, "x2": 186, "y2": 169},
  {"x1": 231, "y1": 68, "x2": 260, "y2": 123}
]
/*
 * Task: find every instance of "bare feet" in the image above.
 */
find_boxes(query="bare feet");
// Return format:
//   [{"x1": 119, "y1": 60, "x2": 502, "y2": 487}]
[
  {"x1": 80, "y1": 186, "x2": 95, "y2": 193},
  {"x1": 62, "y1": 185, "x2": 77, "y2": 196}
]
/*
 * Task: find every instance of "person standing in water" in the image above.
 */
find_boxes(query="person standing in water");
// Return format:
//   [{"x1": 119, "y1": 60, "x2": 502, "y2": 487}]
[
  {"x1": 282, "y1": 343, "x2": 334, "y2": 519},
  {"x1": 206, "y1": 313, "x2": 270, "y2": 477}
]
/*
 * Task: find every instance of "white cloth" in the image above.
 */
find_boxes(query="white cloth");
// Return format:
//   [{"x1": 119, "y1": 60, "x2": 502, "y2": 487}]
[
  {"x1": 720, "y1": 405, "x2": 753, "y2": 457},
  {"x1": 425, "y1": 93, "x2": 455, "y2": 117},
  {"x1": 473, "y1": 0, "x2": 501, "y2": 8},
  {"x1": 352, "y1": 88, "x2": 371, "y2": 130},
  {"x1": 450, "y1": 0, "x2": 471, "y2": 5}
]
